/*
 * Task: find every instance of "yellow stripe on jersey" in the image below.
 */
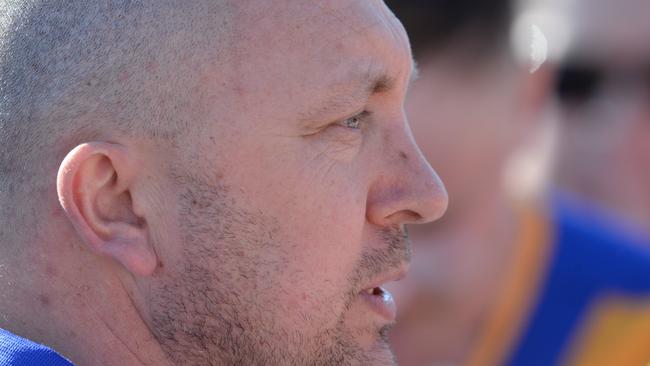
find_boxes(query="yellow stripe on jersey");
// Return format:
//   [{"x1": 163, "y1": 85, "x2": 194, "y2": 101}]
[
  {"x1": 466, "y1": 202, "x2": 553, "y2": 366},
  {"x1": 563, "y1": 295, "x2": 650, "y2": 366}
]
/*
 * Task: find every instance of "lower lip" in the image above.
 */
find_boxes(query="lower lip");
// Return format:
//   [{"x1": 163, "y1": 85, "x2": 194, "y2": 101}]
[{"x1": 359, "y1": 287, "x2": 397, "y2": 321}]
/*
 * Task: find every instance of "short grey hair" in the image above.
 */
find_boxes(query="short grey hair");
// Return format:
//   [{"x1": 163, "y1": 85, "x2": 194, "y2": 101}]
[{"x1": 0, "y1": 1, "x2": 233, "y2": 221}]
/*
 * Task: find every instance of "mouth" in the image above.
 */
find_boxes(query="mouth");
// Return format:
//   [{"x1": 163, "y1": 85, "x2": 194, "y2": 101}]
[
  {"x1": 357, "y1": 268, "x2": 407, "y2": 322},
  {"x1": 359, "y1": 287, "x2": 396, "y2": 321}
]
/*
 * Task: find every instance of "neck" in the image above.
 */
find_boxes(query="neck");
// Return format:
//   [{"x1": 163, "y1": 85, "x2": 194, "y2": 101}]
[{"x1": 0, "y1": 244, "x2": 172, "y2": 366}]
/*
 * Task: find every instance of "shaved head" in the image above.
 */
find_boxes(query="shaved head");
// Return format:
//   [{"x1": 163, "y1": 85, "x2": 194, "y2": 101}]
[{"x1": 0, "y1": 1, "x2": 233, "y2": 216}]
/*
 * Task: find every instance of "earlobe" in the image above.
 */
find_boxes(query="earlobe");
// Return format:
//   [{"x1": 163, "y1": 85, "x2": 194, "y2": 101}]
[{"x1": 57, "y1": 142, "x2": 158, "y2": 276}]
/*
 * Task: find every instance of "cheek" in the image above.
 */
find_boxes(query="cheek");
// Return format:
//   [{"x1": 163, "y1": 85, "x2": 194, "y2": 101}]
[
  {"x1": 237, "y1": 136, "x2": 367, "y2": 248},
  {"x1": 263, "y1": 206, "x2": 364, "y2": 333},
  {"x1": 212, "y1": 132, "x2": 368, "y2": 312},
  {"x1": 311, "y1": 127, "x2": 363, "y2": 163},
  {"x1": 270, "y1": 172, "x2": 366, "y2": 321},
  {"x1": 280, "y1": 186, "x2": 365, "y2": 287}
]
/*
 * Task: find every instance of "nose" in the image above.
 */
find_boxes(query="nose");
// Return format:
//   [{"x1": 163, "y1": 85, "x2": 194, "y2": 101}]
[{"x1": 366, "y1": 124, "x2": 448, "y2": 228}]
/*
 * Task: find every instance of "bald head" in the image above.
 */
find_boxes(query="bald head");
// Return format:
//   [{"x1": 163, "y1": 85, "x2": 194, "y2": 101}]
[{"x1": 0, "y1": 1, "x2": 236, "y2": 211}]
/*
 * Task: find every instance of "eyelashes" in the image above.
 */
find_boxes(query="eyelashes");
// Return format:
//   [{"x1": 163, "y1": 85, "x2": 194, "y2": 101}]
[{"x1": 337, "y1": 111, "x2": 370, "y2": 130}]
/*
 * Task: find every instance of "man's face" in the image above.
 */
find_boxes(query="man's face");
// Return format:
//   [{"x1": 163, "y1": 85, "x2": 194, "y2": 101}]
[{"x1": 141, "y1": 1, "x2": 446, "y2": 365}]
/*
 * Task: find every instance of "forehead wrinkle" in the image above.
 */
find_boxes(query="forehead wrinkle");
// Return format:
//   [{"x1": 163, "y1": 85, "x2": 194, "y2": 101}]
[
  {"x1": 298, "y1": 66, "x2": 395, "y2": 128},
  {"x1": 297, "y1": 56, "x2": 417, "y2": 129},
  {"x1": 251, "y1": 1, "x2": 411, "y2": 127}
]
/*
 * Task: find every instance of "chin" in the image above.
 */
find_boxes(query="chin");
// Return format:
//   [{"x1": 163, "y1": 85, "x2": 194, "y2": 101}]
[
  {"x1": 367, "y1": 341, "x2": 398, "y2": 366},
  {"x1": 361, "y1": 332, "x2": 398, "y2": 366}
]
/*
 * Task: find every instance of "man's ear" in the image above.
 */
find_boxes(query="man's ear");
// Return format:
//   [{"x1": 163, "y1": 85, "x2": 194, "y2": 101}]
[{"x1": 57, "y1": 142, "x2": 157, "y2": 276}]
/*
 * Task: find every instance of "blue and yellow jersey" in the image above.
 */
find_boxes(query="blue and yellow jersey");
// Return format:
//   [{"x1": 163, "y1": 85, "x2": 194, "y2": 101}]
[{"x1": 467, "y1": 192, "x2": 650, "y2": 366}]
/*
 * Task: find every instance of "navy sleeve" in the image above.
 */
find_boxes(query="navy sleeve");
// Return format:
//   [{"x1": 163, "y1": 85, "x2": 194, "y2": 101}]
[{"x1": 0, "y1": 329, "x2": 74, "y2": 366}]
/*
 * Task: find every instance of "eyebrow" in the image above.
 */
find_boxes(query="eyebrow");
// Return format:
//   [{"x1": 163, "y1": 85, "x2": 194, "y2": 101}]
[
  {"x1": 299, "y1": 58, "x2": 419, "y2": 129},
  {"x1": 369, "y1": 58, "x2": 419, "y2": 94},
  {"x1": 370, "y1": 73, "x2": 394, "y2": 94}
]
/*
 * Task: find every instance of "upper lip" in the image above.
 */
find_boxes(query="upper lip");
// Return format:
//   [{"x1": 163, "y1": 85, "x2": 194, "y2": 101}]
[{"x1": 361, "y1": 264, "x2": 409, "y2": 292}]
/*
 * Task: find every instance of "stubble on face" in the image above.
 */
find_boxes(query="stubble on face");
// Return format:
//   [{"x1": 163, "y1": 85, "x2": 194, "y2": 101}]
[
  {"x1": 147, "y1": 171, "x2": 409, "y2": 366},
  {"x1": 138, "y1": 0, "x2": 418, "y2": 363}
]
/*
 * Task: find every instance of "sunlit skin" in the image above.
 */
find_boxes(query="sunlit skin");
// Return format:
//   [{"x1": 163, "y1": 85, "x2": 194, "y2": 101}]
[{"x1": 0, "y1": 1, "x2": 446, "y2": 365}]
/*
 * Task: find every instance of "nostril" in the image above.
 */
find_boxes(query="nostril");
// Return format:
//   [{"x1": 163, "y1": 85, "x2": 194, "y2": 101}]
[
  {"x1": 408, "y1": 211, "x2": 423, "y2": 223},
  {"x1": 385, "y1": 210, "x2": 422, "y2": 225}
]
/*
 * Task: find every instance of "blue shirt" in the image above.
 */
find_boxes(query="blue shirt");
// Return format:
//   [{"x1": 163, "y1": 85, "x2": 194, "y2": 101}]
[
  {"x1": 506, "y1": 193, "x2": 650, "y2": 366},
  {"x1": 468, "y1": 191, "x2": 650, "y2": 366},
  {"x1": 0, "y1": 329, "x2": 73, "y2": 366}
]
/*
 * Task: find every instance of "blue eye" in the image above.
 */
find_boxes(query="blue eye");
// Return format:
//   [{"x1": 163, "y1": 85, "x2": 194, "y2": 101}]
[{"x1": 339, "y1": 112, "x2": 367, "y2": 130}]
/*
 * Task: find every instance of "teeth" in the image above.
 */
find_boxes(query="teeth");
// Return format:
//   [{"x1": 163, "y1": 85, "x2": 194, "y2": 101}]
[{"x1": 366, "y1": 288, "x2": 374, "y2": 295}]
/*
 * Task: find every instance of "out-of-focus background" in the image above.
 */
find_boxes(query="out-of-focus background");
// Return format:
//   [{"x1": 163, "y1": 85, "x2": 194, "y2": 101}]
[{"x1": 383, "y1": 0, "x2": 650, "y2": 365}]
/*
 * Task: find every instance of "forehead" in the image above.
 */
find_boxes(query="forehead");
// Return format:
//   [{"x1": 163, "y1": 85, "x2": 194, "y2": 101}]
[
  {"x1": 570, "y1": 0, "x2": 650, "y2": 62},
  {"x1": 224, "y1": 0, "x2": 412, "y2": 98},
  {"x1": 235, "y1": 0, "x2": 407, "y2": 45}
]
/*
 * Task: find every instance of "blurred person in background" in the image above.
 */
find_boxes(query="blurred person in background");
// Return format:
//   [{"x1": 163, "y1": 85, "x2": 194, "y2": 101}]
[
  {"x1": 383, "y1": 0, "x2": 537, "y2": 364},
  {"x1": 549, "y1": 0, "x2": 650, "y2": 237},
  {"x1": 386, "y1": 0, "x2": 650, "y2": 365}
]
